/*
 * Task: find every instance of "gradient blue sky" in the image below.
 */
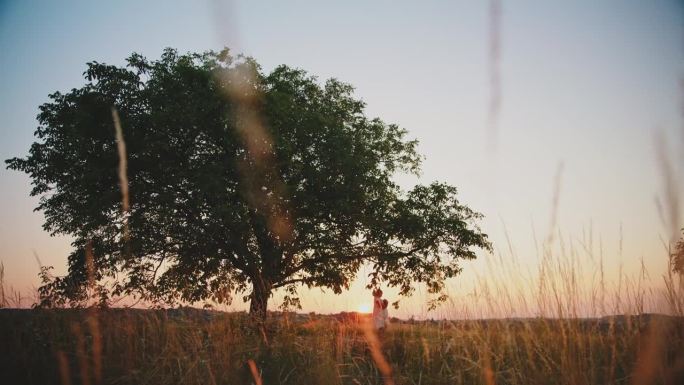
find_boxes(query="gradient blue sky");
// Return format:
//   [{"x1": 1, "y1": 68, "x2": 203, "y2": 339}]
[{"x1": 1, "y1": 0, "x2": 682, "y2": 316}]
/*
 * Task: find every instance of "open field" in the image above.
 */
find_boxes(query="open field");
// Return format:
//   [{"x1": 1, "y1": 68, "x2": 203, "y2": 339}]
[
  {"x1": 1, "y1": 308, "x2": 684, "y2": 385},
  {"x1": 0, "y1": 3, "x2": 682, "y2": 385}
]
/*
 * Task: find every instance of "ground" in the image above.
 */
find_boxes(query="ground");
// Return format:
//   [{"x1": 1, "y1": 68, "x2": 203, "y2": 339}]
[{"x1": 1, "y1": 308, "x2": 683, "y2": 385}]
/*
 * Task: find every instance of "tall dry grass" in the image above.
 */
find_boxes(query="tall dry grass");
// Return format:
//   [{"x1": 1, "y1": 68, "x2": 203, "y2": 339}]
[
  {"x1": 0, "y1": 308, "x2": 682, "y2": 384},
  {"x1": 1, "y1": 240, "x2": 683, "y2": 385}
]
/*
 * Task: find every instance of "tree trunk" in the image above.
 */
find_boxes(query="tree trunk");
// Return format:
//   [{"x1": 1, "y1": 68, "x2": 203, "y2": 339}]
[{"x1": 249, "y1": 276, "x2": 271, "y2": 322}]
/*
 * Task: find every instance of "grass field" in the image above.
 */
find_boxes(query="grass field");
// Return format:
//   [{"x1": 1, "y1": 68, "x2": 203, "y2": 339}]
[
  {"x1": 1, "y1": 307, "x2": 684, "y2": 385},
  {"x1": 2, "y1": 237, "x2": 684, "y2": 385}
]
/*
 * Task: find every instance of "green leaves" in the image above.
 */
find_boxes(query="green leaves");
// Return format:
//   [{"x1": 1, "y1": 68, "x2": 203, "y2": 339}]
[{"x1": 7, "y1": 48, "x2": 490, "y2": 313}]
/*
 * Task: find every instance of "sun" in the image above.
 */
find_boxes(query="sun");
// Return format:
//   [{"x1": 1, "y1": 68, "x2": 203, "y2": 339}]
[{"x1": 357, "y1": 303, "x2": 372, "y2": 313}]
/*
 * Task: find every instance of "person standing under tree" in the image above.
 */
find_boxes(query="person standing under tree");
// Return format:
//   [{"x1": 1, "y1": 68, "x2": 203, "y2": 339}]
[
  {"x1": 372, "y1": 289, "x2": 391, "y2": 337},
  {"x1": 381, "y1": 299, "x2": 389, "y2": 330},
  {"x1": 372, "y1": 288, "x2": 384, "y2": 331}
]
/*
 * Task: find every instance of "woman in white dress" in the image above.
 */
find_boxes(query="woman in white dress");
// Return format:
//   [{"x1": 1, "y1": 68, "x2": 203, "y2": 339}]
[
  {"x1": 372, "y1": 289, "x2": 384, "y2": 330},
  {"x1": 381, "y1": 299, "x2": 389, "y2": 328},
  {"x1": 372, "y1": 289, "x2": 390, "y2": 335}
]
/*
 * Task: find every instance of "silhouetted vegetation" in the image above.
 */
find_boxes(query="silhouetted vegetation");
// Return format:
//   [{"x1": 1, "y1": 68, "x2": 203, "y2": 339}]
[
  {"x1": 672, "y1": 229, "x2": 684, "y2": 274},
  {"x1": 5, "y1": 48, "x2": 490, "y2": 319},
  {"x1": 1, "y1": 309, "x2": 684, "y2": 385}
]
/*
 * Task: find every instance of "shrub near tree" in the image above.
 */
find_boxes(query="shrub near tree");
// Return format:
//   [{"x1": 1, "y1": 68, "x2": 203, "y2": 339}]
[{"x1": 6, "y1": 48, "x2": 491, "y2": 320}]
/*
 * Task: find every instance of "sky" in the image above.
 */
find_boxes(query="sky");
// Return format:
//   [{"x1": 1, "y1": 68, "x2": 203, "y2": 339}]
[{"x1": 1, "y1": 0, "x2": 683, "y2": 318}]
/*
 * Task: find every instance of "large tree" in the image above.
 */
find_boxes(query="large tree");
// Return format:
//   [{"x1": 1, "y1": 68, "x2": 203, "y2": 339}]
[{"x1": 7, "y1": 48, "x2": 490, "y2": 318}]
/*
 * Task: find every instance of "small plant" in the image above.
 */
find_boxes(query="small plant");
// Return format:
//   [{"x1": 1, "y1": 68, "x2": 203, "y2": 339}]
[
  {"x1": 0, "y1": 262, "x2": 5, "y2": 308},
  {"x1": 672, "y1": 229, "x2": 684, "y2": 274}
]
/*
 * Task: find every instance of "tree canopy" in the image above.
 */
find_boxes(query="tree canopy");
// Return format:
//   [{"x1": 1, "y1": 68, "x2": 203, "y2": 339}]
[{"x1": 6, "y1": 48, "x2": 491, "y2": 317}]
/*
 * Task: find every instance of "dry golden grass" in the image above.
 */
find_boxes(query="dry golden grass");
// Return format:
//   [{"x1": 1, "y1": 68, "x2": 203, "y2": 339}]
[
  {"x1": 2, "y1": 214, "x2": 684, "y2": 385},
  {"x1": 0, "y1": 301, "x2": 683, "y2": 385},
  {"x1": 2, "y1": 225, "x2": 684, "y2": 385}
]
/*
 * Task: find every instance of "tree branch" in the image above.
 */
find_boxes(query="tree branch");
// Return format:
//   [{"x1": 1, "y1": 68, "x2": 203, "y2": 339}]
[{"x1": 274, "y1": 238, "x2": 439, "y2": 289}]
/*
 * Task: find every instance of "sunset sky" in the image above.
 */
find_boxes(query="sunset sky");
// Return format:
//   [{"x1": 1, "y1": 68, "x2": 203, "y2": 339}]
[{"x1": 1, "y1": 0, "x2": 683, "y2": 318}]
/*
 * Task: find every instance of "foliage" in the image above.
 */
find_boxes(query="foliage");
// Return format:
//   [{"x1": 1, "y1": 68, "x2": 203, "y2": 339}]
[
  {"x1": 5, "y1": 48, "x2": 490, "y2": 315},
  {"x1": 672, "y1": 229, "x2": 684, "y2": 274}
]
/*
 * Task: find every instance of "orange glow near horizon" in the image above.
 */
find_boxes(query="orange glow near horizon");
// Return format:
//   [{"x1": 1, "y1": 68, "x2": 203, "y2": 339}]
[{"x1": 358, "y1": 303, "x2": 372, "y2": 314}]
